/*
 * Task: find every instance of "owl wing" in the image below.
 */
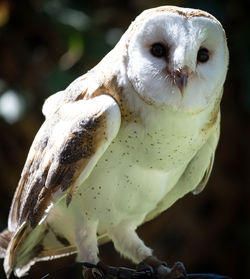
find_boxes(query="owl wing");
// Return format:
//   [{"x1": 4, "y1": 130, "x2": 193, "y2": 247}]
[
  {"x1": 4, "y1": 94, "x2": 120, "y2": 276},
  {"x1": 144, "y1": 118, "x2": 220, "y2": 223},
  {"x1": 41, "y1": 90, "x2": 65, "y2": 117},
  {"x1": 191, "y1": 112, "x2": 220, "y2": 195},
  {"x1": 8, "y1": 94, "x2": 121, "y2": 231}
]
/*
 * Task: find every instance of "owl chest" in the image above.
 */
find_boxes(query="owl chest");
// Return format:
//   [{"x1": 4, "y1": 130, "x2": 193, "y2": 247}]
[
  {"x1": 74, "y1": 111, "x2": 212, "y2": 228},
  {"x1": 106, "y1": 111, "x2": 209, "y2": 171}
]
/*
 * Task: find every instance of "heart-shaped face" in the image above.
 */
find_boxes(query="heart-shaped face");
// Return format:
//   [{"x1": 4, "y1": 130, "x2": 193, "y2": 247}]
[{"x1": 125, "y1": 6, "x2": 229, "y2": 113}]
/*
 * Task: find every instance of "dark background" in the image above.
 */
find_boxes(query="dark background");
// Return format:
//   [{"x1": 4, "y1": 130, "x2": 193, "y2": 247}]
[{"x1": 0, "y1": 0, "x2": 249, "y2": 278}]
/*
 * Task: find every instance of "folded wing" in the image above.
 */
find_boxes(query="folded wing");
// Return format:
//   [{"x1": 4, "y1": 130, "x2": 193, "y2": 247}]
[{"x1": 4, "y1": 94, "x2": 121, "y2": 276}]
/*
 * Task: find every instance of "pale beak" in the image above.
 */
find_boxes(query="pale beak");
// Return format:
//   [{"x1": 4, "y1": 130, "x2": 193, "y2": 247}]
[
  {"x1": 175, "y1": 73, "x2": 188, "y2": 96},
  {"x1": 173, "y1": 66, "x2": 192, "y2": 96}
]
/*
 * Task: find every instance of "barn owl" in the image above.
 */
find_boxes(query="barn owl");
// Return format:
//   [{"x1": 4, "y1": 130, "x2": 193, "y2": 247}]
[{"x1": 0, "y1": 5, "x2": 229, "y2": 279}]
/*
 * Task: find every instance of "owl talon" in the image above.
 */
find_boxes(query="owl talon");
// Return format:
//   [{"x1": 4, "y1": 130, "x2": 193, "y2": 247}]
[
  {"x1": 154, "y1": 262, "x2": 187, "y2": 279},
  {"x1": 82, "y1": 259, "x2": 186, "y2": 279},
  {"x1": 83, "y1": 263, "x2": 106, "y2": 279},
  {"x1": 137, "y1": 256, "x2": 187, "y2": 279}
]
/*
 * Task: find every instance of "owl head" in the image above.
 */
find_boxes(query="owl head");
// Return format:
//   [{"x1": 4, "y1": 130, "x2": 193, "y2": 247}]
[{"x1": 119, "y1": 6, "x2": 229, "y2": 112}]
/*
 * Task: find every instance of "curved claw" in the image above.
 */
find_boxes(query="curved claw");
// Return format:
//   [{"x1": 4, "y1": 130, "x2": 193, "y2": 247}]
[
  {"x1": 136, "y1": 257, "x2": 186, "y2": 279},
  {"x1": 157, "y1": 262, "x2": 187, "y2": 279},
  {"x1": 83, "y1": 263, "x2": 105, "y2": 279},
  {"x1": 171, "y1": 262, "x2": 187, "y2": 278}
]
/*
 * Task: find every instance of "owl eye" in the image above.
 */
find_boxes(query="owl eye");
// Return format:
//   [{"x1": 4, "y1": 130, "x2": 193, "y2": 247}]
[
  {"x1": 150, "y1": 43, "x2": 167, "y2": 58},
  {"x1": 197, "y1": 48, "x2": 209, "y2": 63}
]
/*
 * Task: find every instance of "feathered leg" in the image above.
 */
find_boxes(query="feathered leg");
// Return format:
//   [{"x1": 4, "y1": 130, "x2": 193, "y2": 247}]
[{"x1": 108, "y1": 223, "x2": 187, "y2": 279}]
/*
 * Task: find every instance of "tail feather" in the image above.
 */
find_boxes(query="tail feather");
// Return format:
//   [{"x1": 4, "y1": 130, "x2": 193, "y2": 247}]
[
  {"x1": 1, "y1": 222, "x2": 111, "y2": 277},
  {"x1": 3, "y1": 222, "x2": 77, "y2": 277}
]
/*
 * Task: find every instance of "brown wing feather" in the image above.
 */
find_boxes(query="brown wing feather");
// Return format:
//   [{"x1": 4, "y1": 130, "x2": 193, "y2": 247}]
[
  {"x1": 4, "y1": 94, "x2": 121, "y2": 276},
  {"x1": 9, "y1": 102, "x2": 108, "y2": 230}
]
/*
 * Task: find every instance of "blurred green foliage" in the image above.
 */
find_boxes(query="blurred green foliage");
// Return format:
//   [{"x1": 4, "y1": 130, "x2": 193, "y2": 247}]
[{"x1": 0, "y1": 0, "x2": 249, "y2": 278}]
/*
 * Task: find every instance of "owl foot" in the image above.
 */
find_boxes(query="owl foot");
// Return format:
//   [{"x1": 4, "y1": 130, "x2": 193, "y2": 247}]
[
  {"x1": 82, "y1": 261, "x2": 153, "y2": 279},
  {"x1": 82, "y1": 258, "x2": 186, "y2": 279},
  {"x1": 82, "y1": 262, "x2": 106, "y2": 279},
  {"x1": 137, "y1": 256, "x2": 187, "y2": 279}
]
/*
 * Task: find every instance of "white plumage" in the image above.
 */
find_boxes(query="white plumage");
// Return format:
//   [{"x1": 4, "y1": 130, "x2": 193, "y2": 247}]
[{"x1": 0, "y1": 6, "x2": 229, "y2": 278}]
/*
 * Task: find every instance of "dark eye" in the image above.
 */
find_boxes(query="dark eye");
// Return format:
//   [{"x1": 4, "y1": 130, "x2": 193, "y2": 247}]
[
  {"x1": 150, "y1": 43, "x2": 167, "y2": 58},
  {"x1": 197, "y1": 48, "x2": 209, "y2": 63}
]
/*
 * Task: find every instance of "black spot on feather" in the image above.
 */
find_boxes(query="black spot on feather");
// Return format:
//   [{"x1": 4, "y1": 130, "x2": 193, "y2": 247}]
[{"x1": 59, "y1": 117, "x2": 102, "y2": 165}]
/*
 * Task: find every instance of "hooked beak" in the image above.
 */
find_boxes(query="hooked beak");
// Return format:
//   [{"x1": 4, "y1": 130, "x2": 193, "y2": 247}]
[{"x1": 173, "y1": 66, "x2": 192, "y2": 96}]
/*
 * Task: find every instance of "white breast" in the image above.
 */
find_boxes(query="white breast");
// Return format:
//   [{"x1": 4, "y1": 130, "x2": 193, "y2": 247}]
[{"x1": 67, "y1": 100, "x2": 215, "y2": 234}]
